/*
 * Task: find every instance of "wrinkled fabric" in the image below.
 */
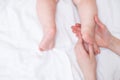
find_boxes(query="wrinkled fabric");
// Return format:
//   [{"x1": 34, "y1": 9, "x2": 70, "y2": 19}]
[{"x1": 0, "y1": 0, "x2": 120, "y2": 80}]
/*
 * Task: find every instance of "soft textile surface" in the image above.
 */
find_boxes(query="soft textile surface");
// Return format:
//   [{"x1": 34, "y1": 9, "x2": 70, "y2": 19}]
[{"x1": 0, "y1": 0, "x2": 120, "y2": 80}]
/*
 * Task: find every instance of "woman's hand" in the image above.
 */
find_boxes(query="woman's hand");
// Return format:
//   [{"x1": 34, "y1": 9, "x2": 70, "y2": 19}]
[
  {"x1": 94, "y1": 16, "x2": 113, "y2": 48},
  {"x1": 74, "y1": 29, "x2": 96, "y2": 80},
  {"x1": 72, "y1": 16, "x2": 113, "y2": 49},
  {"x1": 72, "y1": 24, "x2": 100, "y2": 54},
  {"x1": 95, "y1": 16, "x2": 120, "y2": 56}
]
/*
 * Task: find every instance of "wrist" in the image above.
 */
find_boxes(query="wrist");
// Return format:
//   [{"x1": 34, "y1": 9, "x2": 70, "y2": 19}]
[{"x1": 108, "y1": 35, "x2": 117, "y2": 50}]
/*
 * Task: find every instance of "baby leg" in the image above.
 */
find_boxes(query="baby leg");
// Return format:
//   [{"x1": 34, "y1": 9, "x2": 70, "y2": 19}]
[
  {"x1": 73, "y1": 0, "x2": 98, "y2": 44},
  {"x1": 37, "y1": 0, "x2": 57, "y2": 51}
]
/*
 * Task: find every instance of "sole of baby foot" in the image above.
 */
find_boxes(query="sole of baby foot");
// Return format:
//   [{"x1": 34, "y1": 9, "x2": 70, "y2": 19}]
[{"x1": 39, "y1": 29, "x2": 56, "y2": 51}]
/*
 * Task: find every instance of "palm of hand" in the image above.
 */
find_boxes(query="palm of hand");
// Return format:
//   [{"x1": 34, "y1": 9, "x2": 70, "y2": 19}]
[
  {"x1": 95, "y1": 23, "x2": 112, "y2": 48},
  {"x1": 74, "y1": 39, "x2": 96, "y2": 75},
  {"x1": 72, "y1": 16, "x2": 112, "y2": 48}
]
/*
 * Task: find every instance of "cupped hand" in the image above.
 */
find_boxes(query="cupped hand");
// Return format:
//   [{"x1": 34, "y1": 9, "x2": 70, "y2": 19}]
[
  {"x1": 72, "y1": 23, "x2": 100, "y2": 54},
  {"x1": 74, "y1": 32, "x2": 96, "y2": 80},
  {"x1": 72, "y1": 16, "x2": 113, "y2": 49},
  {"x1": 94, "y1": 16, "x2": 112, "y2": 48}
]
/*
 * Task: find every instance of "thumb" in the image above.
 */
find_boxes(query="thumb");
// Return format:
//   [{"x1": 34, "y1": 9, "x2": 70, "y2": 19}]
[
  {"x1": 77, "y1": 39, "x2": 88, "y2": 55},
  {"x1": 88, "y1": 44, "x2": 94, "y2": 58},
  {"x1": 95, "y1": 16, "x2": 104, "y2": 29}
]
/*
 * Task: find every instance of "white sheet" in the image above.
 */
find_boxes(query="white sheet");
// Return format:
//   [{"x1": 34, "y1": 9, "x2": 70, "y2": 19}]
[{"x1": 0, "y1": 0, "x2": 120, "y2": 80}]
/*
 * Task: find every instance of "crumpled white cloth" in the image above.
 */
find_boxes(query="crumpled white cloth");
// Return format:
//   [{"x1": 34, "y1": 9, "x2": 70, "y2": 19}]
[{"x1": 0, "y1": 0, "x2": 120, "y2": 80}]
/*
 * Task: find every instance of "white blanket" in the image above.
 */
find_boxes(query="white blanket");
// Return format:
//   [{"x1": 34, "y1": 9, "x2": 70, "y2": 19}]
[{"x1": 0, "y1": 0, "x2": 120, "y2": 80}]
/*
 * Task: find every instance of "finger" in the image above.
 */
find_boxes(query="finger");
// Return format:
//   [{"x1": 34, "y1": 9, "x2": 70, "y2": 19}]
[
  {"x1": 71, "y1": 26, "x2": 74, "y2": 29},
  {"x1": 72, "y1": 26, "x2": 78, "y2": 33},
  {"x1": 75, "y1": 32, "x2": 82, "y2": 39},
  {"x1": 76, "y1": 33, "x2": 79, "y2": 38},
  {"x1": 72, "y1": 29, "x2": 77, "y2": 33},
  {"x1": 74, "y1": 27, "x2": 82, "y2": 38},
  {"x1": 88, "y1": 44, "x2": 94, "y2": 58},
  {"x1": 71, "y1": 25, "x2": 78, "y2": 31},
  {"x1": 71, "y1": 25, "x2": 76, "y2": 30},
  {"x1": 74, "y1": 26, "x2": 79, "y2": 32},
  {"x1": 84, "y1": 42, "x2": 89, "y2": 53},
  {"x1": 77, "y1": 39, "x2": 88, "y2": 55},
  {"x1": 78, "y1": 32, "x2": 82, "y2": 39},
  {"x1": 93, "y1": 43, "x2": 100, "y2": 55},
  {"x1": 75, "y1": 39, "x2": 83, "y2": 59},
  {"x1": 94, "y1": 16, "x2": 102, "y2": 26},
  {"x1": 76, "y1": 29, "x2": 82, "y2": 39},
  {"x1": 72, "y1": 27, "x2": 80, "y2": 35},
  {"x1": 95, "y1": 16, "x2": 104, "y2": 29},
  {"x1": 75, "y1": 23, "x2": 81, "y2": 27},
  {"x1": 71, "y1": 26, "x2": 75, "y2": 33},
  {"x1": 76, "y1": 24, "x2": 81, "y2": 30},
  {"x1": 76, "y1": 27, "x2": 81, "y2": 32},
  {"x1": 72, "y1": 24, "x2": 82, "y2": 39},
  {"x1": 72, "y1": 23, "x2": 81, "y2": 31}
]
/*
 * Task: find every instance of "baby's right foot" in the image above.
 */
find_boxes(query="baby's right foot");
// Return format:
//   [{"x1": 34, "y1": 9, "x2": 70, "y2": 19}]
[{"x1": 39, "y1": 28, "x2": 56, "y2": 51}]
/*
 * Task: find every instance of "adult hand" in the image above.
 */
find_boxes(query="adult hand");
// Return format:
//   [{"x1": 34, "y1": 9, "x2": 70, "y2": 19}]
[
  {"x1": 72, "y1": 23, "x2": 100, "y2": 54},
  {"x1": 72, "y1": 16, "x2": 113, "y2": 49},
  {"x1": 74, "y1": 32, "x2": 96, "y2": 80},
  {"x1": 94, "y1": 16, "x2": 113, "y2": 48}
]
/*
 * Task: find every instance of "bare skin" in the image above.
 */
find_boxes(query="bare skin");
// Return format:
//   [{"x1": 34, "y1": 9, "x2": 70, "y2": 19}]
[
  {"x1": 37, "y1": 0, "x2": 57, "y2": 51},
  {"x1": 95, "y1": 16, "x2": 120, "y2": 56},
  {"x1": 74, "y1": 26, "x2": 96, "y2": 80},
  {"x1": 73, "y1": 0, "x2": 98, "y2": 44},
  {"x1": 72, "y1": 24, "x2": 100, "y2": 54},
  {"x1": 73, "y1": 16, "x2": 120, "y2": 56},
  {"x1": 73, "y1": 16, "x2": 120, "y2": 80},
  {"x1": 37, "y1": 0, "x2": 99, "y2": 51},
  {"x1": 73, "y1": 0, "x2": 100, "y2": 54}
]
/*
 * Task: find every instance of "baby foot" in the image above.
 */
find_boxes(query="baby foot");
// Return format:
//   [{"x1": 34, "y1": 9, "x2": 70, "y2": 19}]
[
  {"x1": 39, "y1": 28, "x2": 56, "y2": 51},
  {"x1": 81, "y1": 24, "x2": 95, "y2": 44}
]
